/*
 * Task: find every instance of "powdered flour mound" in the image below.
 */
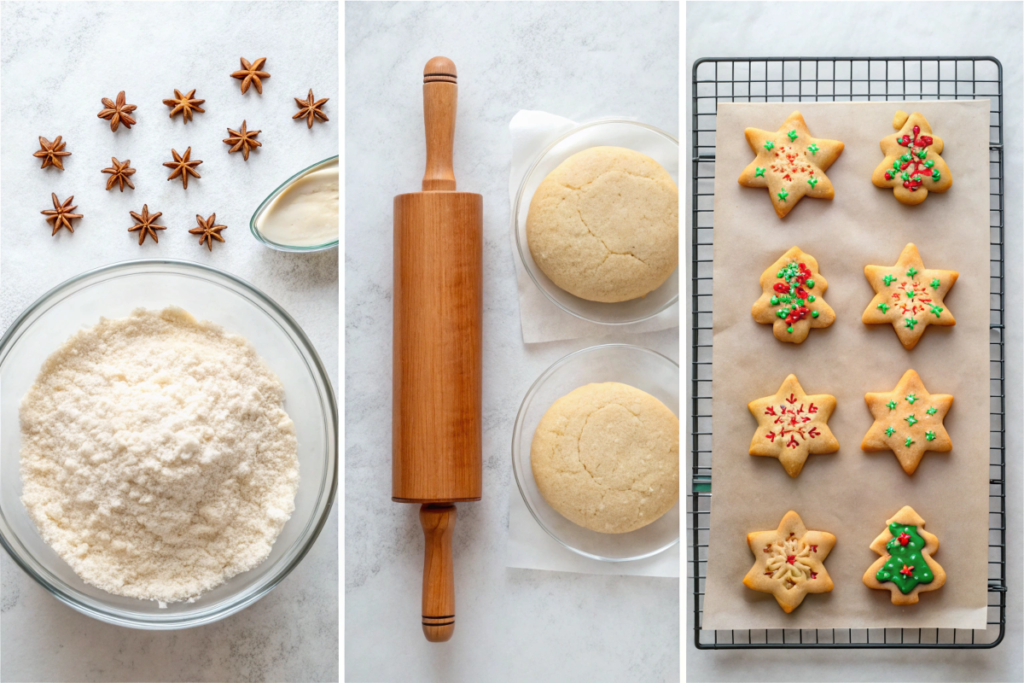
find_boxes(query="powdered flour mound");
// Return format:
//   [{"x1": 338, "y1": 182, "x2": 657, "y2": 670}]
[{"x1": 19, "y1": 307, "x2": 299, "y2": 605}]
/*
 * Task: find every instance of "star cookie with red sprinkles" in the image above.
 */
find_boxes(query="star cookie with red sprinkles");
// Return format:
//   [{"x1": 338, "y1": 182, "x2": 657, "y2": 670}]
[
  {"x1": 862, "y1": 243, "x2": 958, "y2": 350},
  {"x1": 752, "y1": 246, "x2": 836, "y2": 344},
  {"x1": 738, "y1": 111, "x2": 844, "y2": 218},
  {"x1": 748, "y1": 374, "x2": 839, "y2": 477},
  {"x1": 872, "y1": 111, "x2": 952, "y2": 205},
  {"x1": 862, "y1": 369, "x2": 952, "y2": 475},
  {"x1": 743, "y1": 511, "x2": 836, "y2": 614}
]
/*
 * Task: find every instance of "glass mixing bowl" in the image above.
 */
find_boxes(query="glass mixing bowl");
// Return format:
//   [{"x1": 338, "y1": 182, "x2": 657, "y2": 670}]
[
  {"x1": 513, "y1": 119, "x2": 679, "y2": 325},
  {"x1": 511, "y1": 344, "x2": 679, "y2": 561},
  {"x1": 0, "y1": 260, "x2": 337, "y2": 629}
]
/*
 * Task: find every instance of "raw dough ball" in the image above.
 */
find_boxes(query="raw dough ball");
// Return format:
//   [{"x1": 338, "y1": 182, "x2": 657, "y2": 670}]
[
  {"x1": 526, "y1": 146, "x2": 678, "y2": 303},
  {"x1": 530, "y1": 382, "x2": 679, "y2": 534}
]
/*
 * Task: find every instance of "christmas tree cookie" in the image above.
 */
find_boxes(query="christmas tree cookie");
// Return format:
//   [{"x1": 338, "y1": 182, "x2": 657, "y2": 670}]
[
  {"x1": 863, "y1": 506, "x2": 946, "y2": 605},
  {"x1": 752, "y1": 246, "x2": 836, "y2": 343},
  {"x1": 748, "y1": 374, "x2": 839, "y2": 477},
  {"x1": 872, "y1": 111, "x2": 953, "y2": 205},
  {"x1": 743, "y1": 510, "x2": 836, "y2": 614},
  {"x1": 862, "y1": 369, "x2": 953, "y2": 475},
  {"x1": 862, "y1": 243, "x2": 958, "y2": 350},
  {"x1": 738, "y1": 111, "x2": 844, "y2": 218}
]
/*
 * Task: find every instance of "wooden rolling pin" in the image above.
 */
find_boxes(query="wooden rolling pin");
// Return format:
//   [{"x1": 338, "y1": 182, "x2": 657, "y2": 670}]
[{"x1": 392, "y1": 56, "x2": 482, "y2": 643}]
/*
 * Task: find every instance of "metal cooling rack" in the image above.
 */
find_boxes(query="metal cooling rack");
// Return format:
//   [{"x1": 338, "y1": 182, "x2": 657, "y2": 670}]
[{"x1": 689, "y1": 57, "x2": 1006, "y2": 649}]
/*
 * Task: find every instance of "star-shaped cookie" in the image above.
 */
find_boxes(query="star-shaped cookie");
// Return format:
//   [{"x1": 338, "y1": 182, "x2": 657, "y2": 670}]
[
  {"x1": 748, "y1": 374, "x2": 839, "y2": 477},
  {"x1": 872, "y1": 111, "x2": 952, "y2": 205},
  {"x1": 862, "y1": 243, "x2": 957, "y2": 350},
  {"x1": 752, "y1": 246, "x2": 836, "y2": 344},
  {"x1": 738, "y1": 111, "x2": 844, "y2": 218},
  {"x1": 863, "y1": 506, "x2": 946, "y2": 605},
  {"x1": 743, "y1": 511, "x2": 836, "y2": 614},
  {"x1": 862, "y1": 369, "x2": 952, "y2": 475}
]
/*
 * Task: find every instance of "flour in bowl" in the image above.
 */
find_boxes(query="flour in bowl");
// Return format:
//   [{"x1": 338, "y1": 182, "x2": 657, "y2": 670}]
[{"x1": 19, "y1": 307, "x2": 299, "y2": 605}]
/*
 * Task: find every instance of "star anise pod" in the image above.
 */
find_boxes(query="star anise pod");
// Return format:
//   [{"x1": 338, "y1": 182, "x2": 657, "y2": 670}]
[
  {"x1": 33, "y1": 136, "x2": 71, "y2": 170},
  {"x1": 189, "y1": 213, "x2": 227, "y2": 251},
  {"x1": 223, "y1": 121, "x2": 262, "y2": 161},
  {"x1": 128, "y1": 205, "x2": 167, "y2": 245},
  {"x1": 102, "y1": 157, "x2": 136, "y2": 192},
  {"x1": 231, "y1": 57, "x2": 270, "y2": 94},
  {"x1": 41, "y1": 193, "x2": 82, "y2": 235},
  {"x1": 293, "y1": 89, "x2": 329, "y2": 129},
  {"x1": 163, "y1": 89, "x2": 206, "y2": 123},
  {"x1": 97, "y1": 91, "x2": 137, "y2": 131},
  {"x1": 163, "y1": 147, "x2": 203, "y2": 189}
]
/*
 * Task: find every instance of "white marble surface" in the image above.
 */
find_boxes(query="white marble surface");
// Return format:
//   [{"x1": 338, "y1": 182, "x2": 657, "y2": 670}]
[
  {"x1": 1, "y1": 3, "x2": 339, "y2": 681},
  {"x1": 346, "y1": 2, "x2": 679, "y2": 681},
  {"x1": 686, "y1": 2, "x2": 1023, "y2": 681}
]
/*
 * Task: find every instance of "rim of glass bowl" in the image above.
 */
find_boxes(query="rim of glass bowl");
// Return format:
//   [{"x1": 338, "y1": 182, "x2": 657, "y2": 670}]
[
  {"x1": 512, "y1": 119, "x2": 680, "y2": 326},
  {"x1": 250, "y1": 155, "x2": 339, "y2": 253},
  {"x1": 510, "y1": 343, "x2": 680, "y2": 562},
  {"x1": 0, "y1": 259, "x2": 339, "y2": 629}
]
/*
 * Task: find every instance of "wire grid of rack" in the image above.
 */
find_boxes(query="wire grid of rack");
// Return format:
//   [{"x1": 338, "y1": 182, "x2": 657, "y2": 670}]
[{"x1": 689, "y1": 57, "x2": 1006, "y2": 649}]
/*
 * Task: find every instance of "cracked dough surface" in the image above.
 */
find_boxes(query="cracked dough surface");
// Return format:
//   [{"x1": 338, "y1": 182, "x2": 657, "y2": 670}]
[
  {"x1": 526, "y1": 146, "x2": 678, "y2": 303},
  {"x1": 530, "y1": 382, "x2": 679, "y2": 534}
]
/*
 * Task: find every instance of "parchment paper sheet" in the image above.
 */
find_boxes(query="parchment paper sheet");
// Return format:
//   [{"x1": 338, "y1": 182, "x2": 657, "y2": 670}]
[{"x1": 702, "y1": 100, "x2": 991, "y2": 630}]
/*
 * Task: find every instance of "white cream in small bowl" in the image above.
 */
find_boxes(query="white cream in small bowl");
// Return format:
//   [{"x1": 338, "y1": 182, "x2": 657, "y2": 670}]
[{"x1": 251, "y1": 156, "x2": 338, "y2": 251}]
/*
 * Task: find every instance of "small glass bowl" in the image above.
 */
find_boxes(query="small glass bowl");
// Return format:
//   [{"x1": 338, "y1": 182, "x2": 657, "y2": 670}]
[
  {"x1": 250, "y1": 156, "x2": 339, "y2": 252},
  {"x1": 0, "y1": 260, "x2": 338, "y2": 629},
  {"x1": 511, "y1": 344, "x2": 679, "y2": 561},
  {"x1": 513, "y1": 119, "x2": 679, "y2": 325}
]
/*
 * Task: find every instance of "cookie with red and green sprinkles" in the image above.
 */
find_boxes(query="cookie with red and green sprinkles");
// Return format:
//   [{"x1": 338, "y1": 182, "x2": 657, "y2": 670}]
[
  {"x1": 862, "y1": 506, "x2": 946, "y2": 605},
  {"x1": 862, "y1": 243, "x2": 958, "y2": 350},
  {"x1": 861, "y1": 369, "x2": 952, "y2": 475},
  {"x1": 872, "y1": 111, "x2": 952, "y2": 206},
  {"x1": 752, "y1": 246, "x2": 836, "y2": 344},
  {"x1": 738, "y1": 111, "x2": 844, "y2": 218}
]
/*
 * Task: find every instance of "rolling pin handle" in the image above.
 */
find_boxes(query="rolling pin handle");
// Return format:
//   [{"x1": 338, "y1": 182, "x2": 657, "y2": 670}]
[
  {"x1": 422, "y1": 57, "x2": 458, "y2": 192},
  {"x1": 420, "y1": 503, "x2": 457, "y2": 642}
]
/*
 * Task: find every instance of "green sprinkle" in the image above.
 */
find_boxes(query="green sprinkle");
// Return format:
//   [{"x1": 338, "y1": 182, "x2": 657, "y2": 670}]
[
  {"x1": 883, "y1": 274, "x2": 896, "y2": 286},
  {"x1": 765, "y1": 141, "x2": 775, "y2": 151},
  {"x1": 776, "y1": 310, "x2": 787, "y2": 319},
  {"x1": 907, "y1": 267, "x2": 919, "y2": 278},
  {"x1": 930, "y1": 278, "x2": 941, "y2": 289},
  {"x1": 811, "y1": 310, "x2": 819, "y2": 318},
  {"x1": 906, "y1": 394, "x2": 917, "y2": 404},
  {"x1": 755, "y1": 167, "x2": 766, "y2": 177},
  {"x1": 787, "y1": 130, "x2": 798, "y2": 141},
  {"x1": 930, "y1": 305, "x2": 943, "y2": 318},
  {"x1": 787, "y1": 326, "x2": 794, "y2": 333},
  {"x1": 901, "y1": 153, "x2": 912, "y2": 163},
  {"x1": 885, "y1": 426, "x2": 896, "y2": 437},
  {"x1": 807, "y1": 177, "x2": 818, "y2": 188},
  {"x1": 877, "y1": 302, "x2": 890, "y2": 313},
  {"x1": 808, "y1": 295, "x2": 816, "y2": 302},
  {"x1": 770, "y1": 296, "x2": 779, "y2": 305},
  {"x1": 892, "y1": 160, "x2": 900, "y2": 171},
  {"x1": 924, "y1": 159, "x2": 935, "y2": 169},
  {"x1": 777, "y1": 189, "x2": 789, "y2": 202},
  {"x1": 905, "y1": 415, "x2": 918, "y2": 427},
  {"x1": 917, "y1": 148, "x2": 927, "y2": 159},
  {"x1": 932, "y1": 169, "x2": 941, "y2": 181},
  {"x1": 887, "y1": 400, "x2": 898, "y2": 411},
  {"x1": 808, "y1": 143, "x2": 819, "y2": 155},
  {"x1": 906, "y1": 289, "x2": 916, "y2": 299},
  {"x1": 900, "y1": 171, "x2": 910, "y2": 182},
  {"x1": 926, "y1": 406, "x2": 938, "y2": 416},
  {"x1": 905, "y1": 437, "x2": 914, "y2": 447},
  {"x1": 777, "y1": 270, "x2": 784, "y2": 278},
  {"x1": 905, "y1": 318, "x2": 918, "y2": 330},
  {"x1": 926, "y1": 431, "x2": 936, "y2": 441}
]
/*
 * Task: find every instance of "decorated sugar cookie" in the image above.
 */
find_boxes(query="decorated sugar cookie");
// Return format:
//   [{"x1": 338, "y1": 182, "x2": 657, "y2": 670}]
[
  {"x1": 862, "y1": 243, "x2": 958, "y2": 350},
  {"x1": 752, "y1": 246, "x2": 836, "y2": 343},
  {"x1": 862, "y1": 369, "x2": 952, "y2": 475},
  {"x1": 863, "y1": 506, "x2": 946, "y2": 605},
  {"x1": 743, "y1": 511, "x2": 836, "y2": 614},
  {"x1": 872, "y1": 111, "x2": 952, "y2": 205},
  {"x1": 748, "y1": 374, "x2": 839, "y2": 478},
  {"x1": 738, "y1": 111, "x2": 844, "y2": 218}
]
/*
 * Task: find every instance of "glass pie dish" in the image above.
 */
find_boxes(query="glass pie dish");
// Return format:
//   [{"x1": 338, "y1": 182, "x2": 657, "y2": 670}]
[
  {"x1": 250, "y1": 155, "x2": 339, "y2": 252},
  {"x1": 511, "y1": 343, "x2": 679, "y2": 561},
  {"x1": 0, "y1": 260, "x2": 337, "y2": 629},
  {"x1": 513, "y1": 119, "x2": 679, "y2": 325}
]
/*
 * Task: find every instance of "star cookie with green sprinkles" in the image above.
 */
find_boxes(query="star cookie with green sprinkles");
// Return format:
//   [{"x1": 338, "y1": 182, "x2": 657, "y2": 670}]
[
  {"x1": 748, "y1": 374, "x2": 839, "y2": 478},
  {"x1": 862, "y1": 369, "x2": 953, "y2": 475},
  {"x1": 862, "y1": 506, "x2": 946, "y2": 605},
  {"x1": 752, "y1": 246, "x2": 836, "y2": 344},
  {"x1": 738, "y1": 111, "x2": 845, "y2": 218},
  {"x1": 862, "y1": 243, "x2": 958, "y2": 350},
  {"x1": 872, "y1": 111, "x2": 953, "y2": 206}
]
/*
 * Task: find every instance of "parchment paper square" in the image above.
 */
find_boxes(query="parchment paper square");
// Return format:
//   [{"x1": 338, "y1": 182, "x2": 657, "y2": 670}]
[{"x1": 702, "y1": 100, "x2": 991, "y2": 631}]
